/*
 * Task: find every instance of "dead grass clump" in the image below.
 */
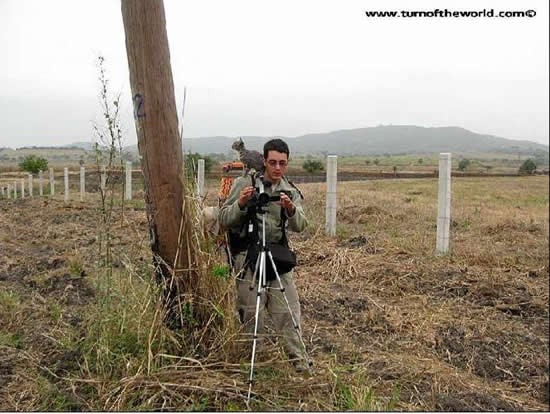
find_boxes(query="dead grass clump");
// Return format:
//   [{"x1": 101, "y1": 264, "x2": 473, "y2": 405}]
[
  {"x1": 434, "y1": 391, "x2": 521, "y2": 411},
  {"x1": 297, "y1": 235, "x2": 386, "y2": 283},
  {"x1": 466, "y1": 279, "x2": 546, "y2": 317},
  {"x1": 482, "y1": 220, "x2": 546, "y2": 236},
  {"x1": 337, "y1": 204, "x2": 387, "y2": 225},
  {"x1": 434, "y1": 323, "x2": 548, "y2": 399}
]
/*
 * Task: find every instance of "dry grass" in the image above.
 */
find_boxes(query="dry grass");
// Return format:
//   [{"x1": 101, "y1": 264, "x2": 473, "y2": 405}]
[
  {"x1": 292, "y1": 176, "x2": 548, "y2": 410},
  {"x1": 0, "y1": 175, "x2": 548, "y2": 410}
]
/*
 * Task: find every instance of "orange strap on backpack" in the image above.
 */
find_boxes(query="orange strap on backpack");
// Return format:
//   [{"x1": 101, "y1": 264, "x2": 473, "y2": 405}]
[{"x1": 218, "y1": 176, "x2": 234, "y2": 206}]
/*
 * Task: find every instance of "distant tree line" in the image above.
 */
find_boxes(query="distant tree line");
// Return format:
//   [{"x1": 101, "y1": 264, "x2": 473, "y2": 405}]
[{"x1": 458, "y1": 157, "x2": 539, "y2": 175}]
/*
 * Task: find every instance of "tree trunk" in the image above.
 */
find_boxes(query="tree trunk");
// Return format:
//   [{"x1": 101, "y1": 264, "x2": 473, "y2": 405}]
[{"x1": 121, "y1": 0, "x2": 190, "y2": 325}]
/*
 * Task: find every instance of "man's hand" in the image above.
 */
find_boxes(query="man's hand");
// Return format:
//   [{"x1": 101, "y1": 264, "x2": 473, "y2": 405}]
[
  {"x1": 238, "y1": 186, "x2": 256, "y2": 209},
  {"x1": 279, "y1": 192, "x2": 296, "y2": 216}
]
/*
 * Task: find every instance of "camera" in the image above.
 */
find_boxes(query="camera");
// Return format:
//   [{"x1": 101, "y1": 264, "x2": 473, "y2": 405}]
[
  {"x1": 244, "y1": 175, "x2": 293, "y2": 211},
  {"x1": 248, "y1": 189, "x2": 292, "y2": 209}
]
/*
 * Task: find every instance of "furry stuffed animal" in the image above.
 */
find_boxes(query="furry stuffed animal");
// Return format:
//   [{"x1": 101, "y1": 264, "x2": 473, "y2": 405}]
[{"x1": 231, "y1": 138, "x2": 264, "y2": 174}]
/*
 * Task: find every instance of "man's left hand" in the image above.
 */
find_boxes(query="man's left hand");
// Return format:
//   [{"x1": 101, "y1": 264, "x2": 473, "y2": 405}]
[{"x1": 279, "y1": 192, "x2": 296, "y2": 216}]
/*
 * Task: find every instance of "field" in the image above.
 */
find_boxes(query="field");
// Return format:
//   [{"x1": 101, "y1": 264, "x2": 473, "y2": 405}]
[
  {"x1": 289, "y1": 153, "x2": 544, "y2": 175},
  {"x1": 0, "y1": 174, "x2": 548, "y2": 410},
  {"x1": 1, "y1": 145, "x2": 548, "y2": 176}
]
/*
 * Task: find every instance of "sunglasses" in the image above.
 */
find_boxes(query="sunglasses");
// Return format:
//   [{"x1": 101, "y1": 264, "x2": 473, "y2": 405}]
[{"x1": 266, "y1": 160, "x2": 288, "y2": 167}]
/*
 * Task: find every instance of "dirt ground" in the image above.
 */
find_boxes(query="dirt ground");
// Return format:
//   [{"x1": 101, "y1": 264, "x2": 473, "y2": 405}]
[{"x1": 0, "y1": 176, "x2": 548, "y2": 411}]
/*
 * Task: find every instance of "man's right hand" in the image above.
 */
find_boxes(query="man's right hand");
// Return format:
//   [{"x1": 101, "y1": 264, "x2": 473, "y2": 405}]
[{"x1": 238, "y1": 186, "x2": 256, "y2": 209}]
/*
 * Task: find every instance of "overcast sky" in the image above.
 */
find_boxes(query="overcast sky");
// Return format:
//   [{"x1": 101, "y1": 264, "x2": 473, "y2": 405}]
[{"x1": 1, "y1": 0, "x2": 548, "y2": 149}]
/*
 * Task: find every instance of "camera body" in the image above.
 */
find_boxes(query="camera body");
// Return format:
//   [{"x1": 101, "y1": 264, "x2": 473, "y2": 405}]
[
  {"x1": 245, "y1": 175, "x2": 293, "y2": 210},
  {"x1": 257, "y1": 189, "x2": 292, "y2": 206},
  {"x1": 247, "y1": 188, "x2": 292, "y2": 209}
]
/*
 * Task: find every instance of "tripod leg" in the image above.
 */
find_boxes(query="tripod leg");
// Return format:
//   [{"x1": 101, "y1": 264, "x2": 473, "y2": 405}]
[
  {"x1": 248, "y1": 250, "x2": 261, "y2": 291},
  {"x1": 247, "y1": 251, "x2": 266, "y2": 403}
]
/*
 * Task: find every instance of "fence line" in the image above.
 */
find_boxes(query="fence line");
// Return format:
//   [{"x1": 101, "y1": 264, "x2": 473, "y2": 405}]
[
  {"x1": 0, "y1": 165, "x2": 141, "y2": 202},
  {"x1": 0, "y1": 157, "x2": 458, "y2": 257}
]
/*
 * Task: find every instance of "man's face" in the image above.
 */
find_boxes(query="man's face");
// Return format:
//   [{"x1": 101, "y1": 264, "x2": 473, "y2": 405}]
[{"x1": 263, "y1": 150, "x2": 288, "y2": 183}]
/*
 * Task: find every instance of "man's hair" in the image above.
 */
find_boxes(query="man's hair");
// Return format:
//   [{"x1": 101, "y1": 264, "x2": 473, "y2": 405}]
[{"x1": 263, "y1": 138, "x2": 290, "y2": 159}]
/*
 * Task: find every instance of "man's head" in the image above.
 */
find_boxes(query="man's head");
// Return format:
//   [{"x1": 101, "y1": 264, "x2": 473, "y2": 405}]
[{"x1": 263, "y1": 139, "x2": 290, "y2": 184}]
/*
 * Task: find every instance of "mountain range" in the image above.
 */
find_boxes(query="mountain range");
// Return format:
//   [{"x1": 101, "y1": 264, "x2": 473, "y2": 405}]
[
  {"x1": 180, "y1": 125, "x2": 548, "y2": 156},
  {"x1": 66, "y1": 125, "x2": 547, "y2": 157}
]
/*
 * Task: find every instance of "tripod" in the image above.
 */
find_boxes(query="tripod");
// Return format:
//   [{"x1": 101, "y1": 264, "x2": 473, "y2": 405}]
[{"x1": 244, "y1": 184, "x2": 310, "y2": 404}]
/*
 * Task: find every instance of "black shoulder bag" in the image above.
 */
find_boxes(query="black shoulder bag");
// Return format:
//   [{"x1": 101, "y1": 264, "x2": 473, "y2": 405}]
[{"x1": 246, "y1": 207, "x2": 297, "y2": 281}]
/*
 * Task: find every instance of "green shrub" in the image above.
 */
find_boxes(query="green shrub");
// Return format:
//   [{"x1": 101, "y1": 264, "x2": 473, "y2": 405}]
[
  {"x1": 458, "y1": 159, "x2": 470, "y2": 171},
  {"x1": 185, "y1": 153, "x2": 213, "y2": 173},
  {"x1": 184, "y1": 153, "x2": 214, "y2": 183},
  {"x1": 211, "y1": 264, "x2": 231, "y2": 280},
  {"x1": 519, "y1": 158, "x2": 537, "y2": 175},
  {"x1": 19, "y1": 155, "x2": 48, "y2": 174},
  {"x1": 302, "y1": 159, "x2": 324, "y2": 173}
]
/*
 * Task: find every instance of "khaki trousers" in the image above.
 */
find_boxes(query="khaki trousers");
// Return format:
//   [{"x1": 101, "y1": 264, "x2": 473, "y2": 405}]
[{"x1": 234, "y1": 252, "x2": 306, "y2": 361}]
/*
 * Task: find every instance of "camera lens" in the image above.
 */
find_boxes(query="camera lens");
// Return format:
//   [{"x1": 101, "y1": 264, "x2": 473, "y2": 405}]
[{"x1": 258, "y1": 192, "x2": 271, "y2": 205}]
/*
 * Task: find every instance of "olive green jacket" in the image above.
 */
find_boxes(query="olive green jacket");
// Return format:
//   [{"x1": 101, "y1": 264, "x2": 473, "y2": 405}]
[{"x1": 218, "y1": 174, "x2": 307, "y2": 245}]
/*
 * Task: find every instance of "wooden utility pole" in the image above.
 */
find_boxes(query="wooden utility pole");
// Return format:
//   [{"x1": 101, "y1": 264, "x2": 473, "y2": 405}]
[{"x1": 121, "y1": 0, "x2": 192, "y2": 325}]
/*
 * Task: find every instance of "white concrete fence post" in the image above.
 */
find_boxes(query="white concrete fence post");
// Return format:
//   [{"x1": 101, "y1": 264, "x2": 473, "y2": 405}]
[
  {"x1": 21, "y1": 179, "x2": 25, "y2": 199},
  {"x1": 125, "y1": 161, "x2": 132, "y2": 200},
  {"x1": 1, "y1": 186, "x2": 4, "y2": 198},
  {"x1": 80, "y1": 166, "x2": 85, "y2": 201},
  {"x1": 325, "y1": 155, "x2": 338, "y2": 236},
  {"x1": 13, "y1": 181, "x2": 17, "y2": 198},
  {"x1": 64, "y1": 167, "x2": 69, "y2": 203},
  {"x1": 39, "y1": 170, "x2": 43, "y2": 196},
  {"x1": 197, "y1": 158, "x2": 205, "y2": 198},
  {"x1": 49, "y1": 168, "x2": 55, "y2": 196},
  {"x1": 28, "y1": 174, "x2": 33, "y2": 197},
  {"x1": 436, "y1": 152, "x2": 452, "y2": 254}
]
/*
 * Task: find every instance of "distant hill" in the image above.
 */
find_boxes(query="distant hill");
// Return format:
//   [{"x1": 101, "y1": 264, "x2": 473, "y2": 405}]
[
  {"x1": 172, "y1": 125, "x2": 548, "y2": 157},
  {"x1": 4, "y1": 125, "x2": 546, "y2": 160},
  {"x1": 60, "y1": 142, "x2": 95, "y2": 150}
]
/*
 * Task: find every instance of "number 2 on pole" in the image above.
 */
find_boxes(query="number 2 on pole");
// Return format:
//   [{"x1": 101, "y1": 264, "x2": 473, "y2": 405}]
[{"x1": 133, "y1": 93, "x2": 145, "y2": 119}]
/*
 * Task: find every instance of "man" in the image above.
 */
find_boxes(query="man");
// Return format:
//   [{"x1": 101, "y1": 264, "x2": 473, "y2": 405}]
[{"x1": 218, "y1": 138, "x2": 311, "y2": 373}]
